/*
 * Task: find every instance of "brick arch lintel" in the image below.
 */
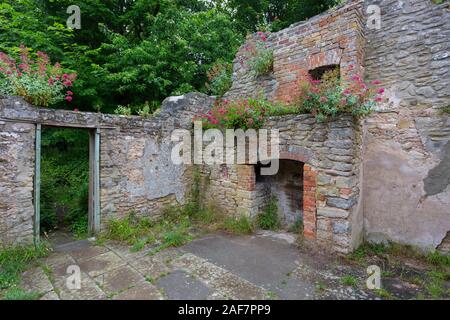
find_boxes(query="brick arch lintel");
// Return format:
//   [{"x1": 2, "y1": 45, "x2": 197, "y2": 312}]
[
  {"x1": 278, "y1": 146, "x2": 315, "y2": 165},
  {"x1": 307, "y1": 48, "x2": 343, "y2": 71}
]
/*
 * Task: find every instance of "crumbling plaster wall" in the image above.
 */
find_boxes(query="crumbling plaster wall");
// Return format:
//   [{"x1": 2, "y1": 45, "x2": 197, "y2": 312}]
[
  {"x1": 0, "y1": 93, "x2": 214, "y2": 245},
  {"x1": 363, "y1": 0, "x2": 450, "y2": 250}
]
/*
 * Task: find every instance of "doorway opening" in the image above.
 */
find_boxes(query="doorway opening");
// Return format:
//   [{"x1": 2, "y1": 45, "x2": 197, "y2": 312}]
[{"x1": 34, "y1": 125, "x2": 100, "y2": 245}]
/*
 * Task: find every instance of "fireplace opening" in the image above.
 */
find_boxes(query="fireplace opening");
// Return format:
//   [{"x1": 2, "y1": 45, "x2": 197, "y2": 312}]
[{"x1": 255, "y1": 160, "x2": 304, "y2": 231}]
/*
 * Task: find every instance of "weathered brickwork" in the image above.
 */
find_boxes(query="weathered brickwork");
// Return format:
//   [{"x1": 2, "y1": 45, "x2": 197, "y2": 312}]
[
  {"x1": 303, "y1": 164, "x2": 317, "y2": 240},
  {"x1": 225, "y1": 0, "x2": 365, "y2": 104},
  {"x1": 362, "y1": 0, "x2": 450, "y2": 251}
]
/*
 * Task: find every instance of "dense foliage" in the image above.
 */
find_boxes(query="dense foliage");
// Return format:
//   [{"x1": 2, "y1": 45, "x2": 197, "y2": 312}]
[
  {"x1": 0, "y1": 0, "x2": 338, "y2": 113},
  {"x1": 40, "y1": 127, "x2": 89, "y2": 238},
  {"x1": 0, "y1": 0, "x2": 338, "y2": 238},
  {"x1": 194, "y1": 97, "x2": 272, "y2": 130}
]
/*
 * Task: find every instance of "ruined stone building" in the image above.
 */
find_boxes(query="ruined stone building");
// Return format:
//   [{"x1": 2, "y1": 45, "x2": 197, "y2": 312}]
[{"x1": 1, "y1": 0, "x2": 449, "y2": 254}]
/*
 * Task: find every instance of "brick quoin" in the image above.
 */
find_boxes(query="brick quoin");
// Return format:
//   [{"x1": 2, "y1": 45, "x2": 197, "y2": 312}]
[
  {"x1": 303, "y1": 164, "x2": 317, "y2": 240},
  {"x1": 237, "y1": 165, "x2": 256, "y2": 191}
]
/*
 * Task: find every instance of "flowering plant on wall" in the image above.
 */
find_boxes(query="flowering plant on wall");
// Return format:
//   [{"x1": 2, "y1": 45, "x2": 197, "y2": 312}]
[
  {"x1": 0, "y1": 45, "x2": 77, "y2": 107},
  {"x1": 194, "y1": 98, "x2": 273, "y2": 130},
  {"x1": 243, "y1": 32, "x2": 274, "y2": 77},
  {"x1": 205, "y1": 61, "x2": 233, "y2": 98},
  {"x1": 295, "y1": 67, "x2": 384, "y2": 121}
]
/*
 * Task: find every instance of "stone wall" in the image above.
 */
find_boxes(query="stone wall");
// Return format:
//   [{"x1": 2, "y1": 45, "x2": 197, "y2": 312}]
[
  {"x1": 362, "y1": 0, "x2": 450, "y2": 251},
  {"x1": 199, "y1": 114, "x2": 362, "y2": 253},
  {"x1": 0, "y1": 93, "x2": 214, "y2": 246},
  {"x1": 0, "y1": 120, "x2": 35, "y2": 245}
]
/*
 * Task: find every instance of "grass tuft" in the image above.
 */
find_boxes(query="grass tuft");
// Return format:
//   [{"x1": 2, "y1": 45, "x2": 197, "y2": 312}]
[
  {"x1": 340, "y1": 275, "x2": 358, "y2": 287},
  {"x1": 257, "y1": 196, "x2": 280, "y2": 230},
  {"x1": 220, "y1": 215, "x2": 254, "y2": 235},
  {"x1": 0, "y1": 243, "x2": 50, "y2": 299}
]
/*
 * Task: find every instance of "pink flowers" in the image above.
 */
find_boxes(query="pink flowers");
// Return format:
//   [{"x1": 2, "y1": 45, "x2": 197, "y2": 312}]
[
  {"x1": 371, "y1": 80, "x2": 381, "y2": 85},
  {"x1": 377, "y1": 88, "x2": 385, "y2": 94},
  {"x1": 343, "y1": 89, "x2": 351, "y2": 95},
  {"x1": 193, "y1": 97, "x2": 268, "y2": 130},
  {"x1": 257, "y1": 31, "x2": 268, "y2": 42},
  {"x1": 351, "y1": 74, "x2": 361, "y2": 82},
  {"x1": 319, "y1": 96, "x2": 328, "y2": 103},
  {"x1": 0, "y1": 47, "x2": 77, "y2": 106},
  {"x1": 65, "y1": 90, "x2": 74, "y2": 103}
]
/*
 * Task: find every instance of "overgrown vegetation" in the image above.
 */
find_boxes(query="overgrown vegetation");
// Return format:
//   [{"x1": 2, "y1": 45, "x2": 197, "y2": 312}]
[
  {"x1": 243, "y1": 32, "x2": 274, "y2": 77},
  {"x1": 257, "y1": 196, "x2": 280, "y2": 230},
  {"x1": 205, "y1": 61, "x2": 233, "y2": 97},
  {"x1": 340, "y1": 275, "x2": 358, "y2": 287},
  {"x1": 100, "y1": 166, "x2": 256, "y2": 252},
  {"x1": 441, "y1": 106, "x2": 450, "y2": 114},
  {"x1": 195, "y1": 69, "x2": 385, "y2": 128},
  {"x1": 0, "y1": 243, "x2": 51, "y2": 300},
  {"x1": 346, "y1": 241, "x2": 450, "y2": 299},
  {"x1": 0, "y1": 46, "x2": 76, "y2": 107},
  {"x1": 40, "y1": 127, "x2": 89, "y2": 239}
]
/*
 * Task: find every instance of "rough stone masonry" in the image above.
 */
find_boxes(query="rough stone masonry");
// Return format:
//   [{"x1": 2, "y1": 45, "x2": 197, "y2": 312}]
[{"x1": 0, "y1": 0, "x2": 449, "y2": 253}]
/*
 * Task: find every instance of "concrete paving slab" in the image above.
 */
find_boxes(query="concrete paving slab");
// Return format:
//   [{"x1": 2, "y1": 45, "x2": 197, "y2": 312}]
[
  {"x1": 21, "y1": 267, "x2": 54, "y2": 295},
  {"x1": 182, "y1": 234, "x2": 316, "y2": 299},
  {"x1": 156, "y1": 270, "x2": 213, "y2": 300},
  {"x1": 129, "y1": 255, "x2": 171, "y2": 279},
  {"x1": 77, "y1": 251, "x2": 126, "y2": 278},
  {"x1": 53, "y1": 271, "x2": 107, "y2": 300},
  {"x1": 94, "y1": 265, "x2": 144, "y2": 295},
  {"x1": 68, "y1": 245, "x2": 109, "y2": 261},
  {"x1": 40, "y1": 291, "x2": 60, "y2": 300},
  {"x1": 105, "y1": 242, "x2": 153, "y2": 261},
  {"x1": 112, "y1": 281, "x2": 163, "y2": 300}
]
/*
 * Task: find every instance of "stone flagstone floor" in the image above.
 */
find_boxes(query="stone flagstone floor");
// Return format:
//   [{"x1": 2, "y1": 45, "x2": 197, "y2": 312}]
[{"x1": 20, "y1": 231, "x2": 427, "y2": 300}]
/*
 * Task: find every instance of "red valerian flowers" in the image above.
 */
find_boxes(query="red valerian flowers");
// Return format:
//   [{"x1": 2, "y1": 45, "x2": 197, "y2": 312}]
[
  {"x1": 194, "y1": 98, "x2": 270, "y2": 130},
  {"x1": 0, "y1": 45, "x2": 77, "y2": 107}
]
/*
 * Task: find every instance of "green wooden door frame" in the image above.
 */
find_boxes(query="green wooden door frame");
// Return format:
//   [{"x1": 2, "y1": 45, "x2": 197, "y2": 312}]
[
  {"x1": 89, "y1": 128, "x2": 101, "y2": 235},
  {"x1": 34, "y1": 125, "x2": 101, "y2": 244},
  {"x1": 34, "y1": 124, "x2": 41, "y2": 245}
]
